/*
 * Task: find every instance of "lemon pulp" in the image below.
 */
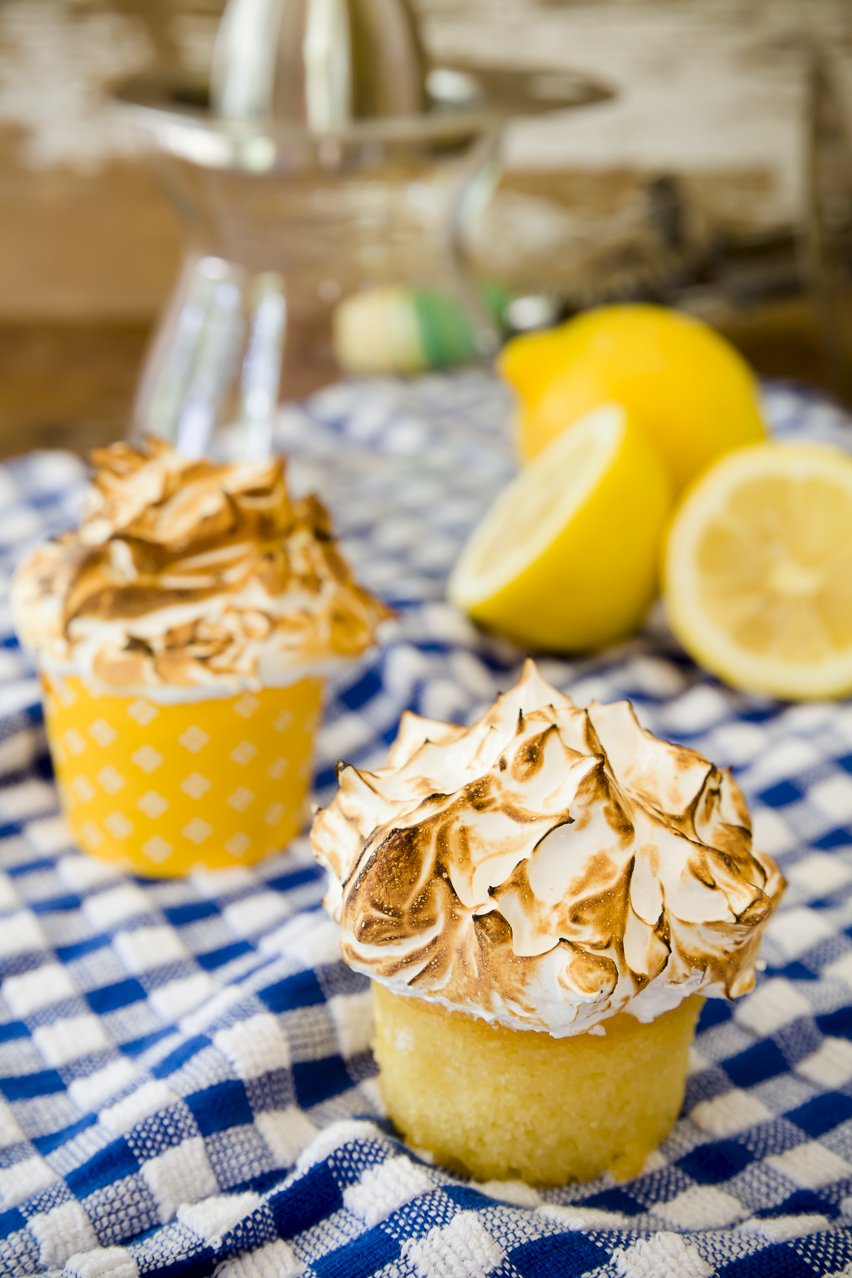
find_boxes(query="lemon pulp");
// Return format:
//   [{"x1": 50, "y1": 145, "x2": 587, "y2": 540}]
[
  {"x1": 449, "y1": 403, "x2": 673, "y2": 652},
  {"x1": 663, "y1": 442, "x2": 852, "y2": 699}
]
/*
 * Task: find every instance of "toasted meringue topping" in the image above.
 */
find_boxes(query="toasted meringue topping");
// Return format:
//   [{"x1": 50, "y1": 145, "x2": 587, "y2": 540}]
[
  {"x1": 311, "y1": 660, "x2": 785, "y2": 1036},
  {"x1": 13, "y1": 439, "x2": 391, "y2": 690}
]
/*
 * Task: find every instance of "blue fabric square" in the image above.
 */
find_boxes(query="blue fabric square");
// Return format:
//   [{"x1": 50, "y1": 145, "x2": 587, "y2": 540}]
[
  {"x1": 508, "y1": 1233, "x2": 605, "y2": 1276},
  {"x1": 186, "y1": 1080, "x2": 253, "y2": 1137},
  {"x1": 312, "y1": 1227, "x2": 400, "y2": 1277},
  {"x1": 292, "y1": 1055, "x2": 352, "y2": 1108},
  {"x1": 788, "y1": 1092, "x2": 852, "y2": 1140},
  {"x1": 66, "y1": 1138, "x2": 140, "y2": 1196}
]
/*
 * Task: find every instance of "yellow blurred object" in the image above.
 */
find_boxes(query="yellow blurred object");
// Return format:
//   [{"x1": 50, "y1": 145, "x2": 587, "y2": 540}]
[
  {"x1": 448, "y1": 403, "x2": 672, "y2": 652},
  {"x1": 43, "y1": 672, "x2": 324, "y2": 876},
  {"x1": 663, "y1": 443, "x2": 852, "y2": 699},
  {"x1": 501, "y1": 304, "x2": 767, "y2": 490}
]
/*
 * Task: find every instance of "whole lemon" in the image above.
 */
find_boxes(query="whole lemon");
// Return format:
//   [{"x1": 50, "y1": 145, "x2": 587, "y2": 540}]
[{"x1": 501, "y1": 304, "x2": 767, "y2": 490}]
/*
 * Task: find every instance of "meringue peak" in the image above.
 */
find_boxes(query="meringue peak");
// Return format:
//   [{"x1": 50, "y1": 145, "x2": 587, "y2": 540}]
[
  {"x1": 311, "y1": 661, "x2": 785, "y2": 1036},
  {"x1": 14, "y1": 438, "x2": 391, "y2": 691}
]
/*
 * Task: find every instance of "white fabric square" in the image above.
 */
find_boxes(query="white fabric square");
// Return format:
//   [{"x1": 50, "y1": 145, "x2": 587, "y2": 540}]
[
  {"x1": 539, "y1": 1203, "x2": 625, "y2": 1230},
  {"x1": 114, "y1": 926, "x2": 188, "y2": 973},
  {"x1": 0, "y1": 910, "x2": 45, "y2": 956},
  {"x1": 734, "y1": 977, "x2": 812, "y2": 1037},
  {"x1": 767, "y1": 1142, "x2": 851, "y2": 1190},
  {"x1": 4, "y1": 963, "x2": 76, "y2": 1015},
  {"x1": 58, "y1": 854, "x2": 115, "y2": 892},
  {"x1": 33, "y1": 1015, "x2": 111, "y2": 1067},
  {"x1": 215, "y1": 1014, "x2": 291, "y2": 1078},
  {"x1": 30, "y1": 1198, "x2": 99, "y2": 1270},
  {"x1": 261, "y1": 912, "x2": 338, "y2": 966},
  {"x1": 690, "y1": 1089, "x2": 772, "y2": 1138},
  {"x1": 810, "y1": 774, "x2": 852, "y2": 821},
  {"x1": 142, "y1": 1136, "x2": 218, "y2": 1221},
  {"x1": 182, "y1": 987, "x2": 241, "y2": 1036},
  {"x1": 256, "y1": 1108, "x2": 317, "y2": 1167},
  {"x1": 656, "y1": 1186, "x2": 746, "y2": 1230},
  {"x1": 474, "y1": 1179, "x2": 540, "y2": 1209},
  {"x1": 66, "y1": 1246, "x2": 139, "y2": 1278},
  {"x1": 215, "y1": 1239, "x2": 303, "y2": 1277},
  {"x1": 344, "y1": 1156, "x2": 433, "y2": 1228},
  {"x1": 824, "y1": 949, "x2": 852, "y2": 987},
  {"x1": 739, "y1": 1212, "x2": 830, "y2": 1242},
  {"x1": 0, "y1": 778, "x2": 56, "y2": 820},
  {"x1": 178, "y1": 1191, "x2": 261, "y2": 1242},
  {"x1": 150, "y1": 974, "x2": 215, "y2": 1022},
  {"x1": 785, "y1": 852, "x2": 852, "y2": 900},
  {"x1": 69, "y1": 1058, "x2": 139, "y2": 1113},
  {"x1": 403, "y1": 1211, "x2": 506, "y2": 1278},
  {"x1": 752, "y1": 808, "x2": 797, "y2": 857},
  {"x1": 296, "y1": 1119, "x2": 379, "y2": 1172},
  {"x1": 325, "y1": 991, "x2": 373, "y2": 1060},
  {"x1": 765, "y1": 907, "x2": 834, "y2": 961},
  {"x1": 85, "y1": 885, "x2": 149, "y2": 931},
  {"x1": 101, "y1": 1079, "x2": 178, "y2": 1135},
  {"x1": 26, "y1": 816, "x2": 73, "y2": 855},
  {"x1": 614, "y1": 1233, "x2": 710, "y2": 1278},
  {"x1": 225, "y1": 893, "x2": 283, "y2": 938},
  {"x1": 0, "y1": 873, "x2": 19, "y2": 910},
  {"x1": 797, "y1": 1037, "x2": 852, "y2": 1089},
  {"x1": 0, "y1": 1154, "x2": 56, "y2": 1206},
  {"x1": 0, "y1": 1099, "x2": 24, "y2": 1146},
  {"x1": 760, "y1": 738, "x2": 820, "y2": 779}
]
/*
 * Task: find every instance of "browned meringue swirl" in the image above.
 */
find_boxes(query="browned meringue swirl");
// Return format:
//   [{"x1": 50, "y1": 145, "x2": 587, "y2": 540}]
[
  {"x1": 13, "y1": 439, "x2": 391, "y2": 689},
  {"x1": 311, "y1": 661, "x2": 785, "y2": 1036}
]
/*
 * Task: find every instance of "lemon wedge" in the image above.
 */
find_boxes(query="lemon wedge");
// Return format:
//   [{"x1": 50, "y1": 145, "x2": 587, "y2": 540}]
[
  {"x1": 663, "y1": 442, "x2": 852, "y2": 699},
  {"x1": 449, "y1": 404, "x2": 673, "y2": 652}
]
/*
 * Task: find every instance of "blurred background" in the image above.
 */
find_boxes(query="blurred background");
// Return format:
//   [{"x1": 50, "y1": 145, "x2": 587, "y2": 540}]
[{"x1": 1, "y1": 0, "x2": 851, "y2": 459}]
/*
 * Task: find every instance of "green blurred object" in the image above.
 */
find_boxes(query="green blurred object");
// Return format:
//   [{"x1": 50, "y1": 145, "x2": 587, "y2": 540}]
[{"x1": 333, "y1": 283, "x2": 511, "y2": 375}]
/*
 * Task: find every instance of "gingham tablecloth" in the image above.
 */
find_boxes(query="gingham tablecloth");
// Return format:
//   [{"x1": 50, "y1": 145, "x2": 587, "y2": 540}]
[{"x1": 0, "y1": 373, "x2": 851, "y2": 1278}]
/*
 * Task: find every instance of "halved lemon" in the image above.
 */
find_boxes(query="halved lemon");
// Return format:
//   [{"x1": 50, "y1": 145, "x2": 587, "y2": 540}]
[
  {"x1": 448, "y1": 403, "x2": 673, "y2": 652},
  {"x1": 663, "y1": 442, "x2": 852, "y2": 699}
]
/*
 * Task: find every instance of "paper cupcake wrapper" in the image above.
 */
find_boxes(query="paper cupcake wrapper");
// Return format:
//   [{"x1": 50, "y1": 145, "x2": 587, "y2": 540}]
[{"x1": 42, "y1": 672, "x2": 324, "y2": 876}]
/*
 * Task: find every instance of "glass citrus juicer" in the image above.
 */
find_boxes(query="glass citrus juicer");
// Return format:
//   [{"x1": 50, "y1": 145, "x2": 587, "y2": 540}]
[{"x1": 114, "y1": 0, "x2": 611, "y2": 459}]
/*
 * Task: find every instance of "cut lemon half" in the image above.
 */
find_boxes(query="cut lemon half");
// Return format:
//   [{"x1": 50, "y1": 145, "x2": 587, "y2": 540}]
[
  {"x1": 663, "y1": 442, "x2": 852, "y2": 699},
  {"x1": 448, "y1": 404, "x2": 673, "y2": 652}
]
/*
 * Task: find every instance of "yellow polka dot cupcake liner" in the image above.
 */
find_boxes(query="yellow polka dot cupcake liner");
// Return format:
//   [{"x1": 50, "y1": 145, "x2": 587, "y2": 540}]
[{"x1": 41, "y1": 672, "x2": 324, "y2": 876}]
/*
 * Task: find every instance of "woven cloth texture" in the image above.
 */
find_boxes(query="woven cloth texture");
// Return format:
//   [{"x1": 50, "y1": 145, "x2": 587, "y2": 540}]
[{"x1": 0, "y1": 374, "x2": 851, "y2": 1278}]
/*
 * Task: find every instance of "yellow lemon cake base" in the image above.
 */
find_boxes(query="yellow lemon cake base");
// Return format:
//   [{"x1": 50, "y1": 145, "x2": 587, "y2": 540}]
[
  {"x1": 43, "y1": 672, "x2": 324, "y2": 876},
  {"x1": 373, "y1": 983, "x2": 703, "y2": 1185}
]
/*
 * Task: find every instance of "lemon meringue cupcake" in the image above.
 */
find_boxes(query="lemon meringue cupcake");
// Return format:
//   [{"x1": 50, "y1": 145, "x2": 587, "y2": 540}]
[
  {"x1": 14, "y1": 439, "x2": 390, "y2": 876},
  {"x1": 311, "y1": 661, "x2": 785, "y2": 1185}
]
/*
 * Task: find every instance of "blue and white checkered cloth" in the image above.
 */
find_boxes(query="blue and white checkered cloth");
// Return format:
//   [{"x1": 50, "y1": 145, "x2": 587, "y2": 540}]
[{"x1": 1, "y1": 372, "x2": 851, "y2": 1278}]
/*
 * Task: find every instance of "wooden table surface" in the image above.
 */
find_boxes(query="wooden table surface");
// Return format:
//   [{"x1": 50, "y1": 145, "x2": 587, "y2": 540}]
[{"x1": 0, "y1": 0, "x2": 849, "y2": 461}]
